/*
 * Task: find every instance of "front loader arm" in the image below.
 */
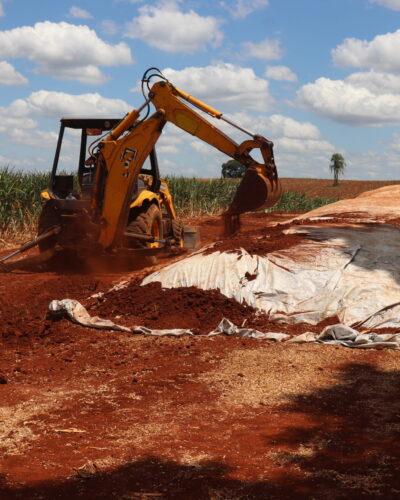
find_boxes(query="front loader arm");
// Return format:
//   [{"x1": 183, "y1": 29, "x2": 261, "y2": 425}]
[{"x1": 94, "y1": 108, "x2": 166, "y2": 248}]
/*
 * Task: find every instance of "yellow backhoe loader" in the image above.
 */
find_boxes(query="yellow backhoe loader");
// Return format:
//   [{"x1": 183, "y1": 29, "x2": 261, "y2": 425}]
[{"x1": 0, "y1": 67, "x2": 281, "y2": 268}]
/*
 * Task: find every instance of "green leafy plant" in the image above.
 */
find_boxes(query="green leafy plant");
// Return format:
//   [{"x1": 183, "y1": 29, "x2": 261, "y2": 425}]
[{"x1": 330, "y1": 153, "x2": 346, "y2": 186}]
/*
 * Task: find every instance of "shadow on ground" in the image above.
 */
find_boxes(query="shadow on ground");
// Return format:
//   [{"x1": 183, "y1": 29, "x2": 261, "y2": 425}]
[
  {"x1": 1, "y1": 362, "x2": 399, "y2": 499},
  {"x1": 0, "y1": 457, "x2": 313, "y2": 500},
  {"x1": 264, "y1": 362, "x2": 400, "y2": 498}
]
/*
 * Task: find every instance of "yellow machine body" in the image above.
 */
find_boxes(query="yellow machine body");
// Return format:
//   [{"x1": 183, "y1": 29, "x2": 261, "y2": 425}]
[{"x1": 37, "y1": 68, "x2": 281, "y2": 258}]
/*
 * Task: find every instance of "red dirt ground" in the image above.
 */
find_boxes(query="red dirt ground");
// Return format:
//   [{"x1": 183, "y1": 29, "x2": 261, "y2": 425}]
[
  {"x1": 281, "y1": 177, "x2": 400, "y2": 199},
  {"x1": 1, "y1": 212, "x2": 400, "y2": 499}
]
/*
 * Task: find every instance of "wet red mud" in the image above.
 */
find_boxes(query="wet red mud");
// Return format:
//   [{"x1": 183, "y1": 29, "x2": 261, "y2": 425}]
[{"x1": 1, "y1": 212, "x2": 400, "y2": 499}]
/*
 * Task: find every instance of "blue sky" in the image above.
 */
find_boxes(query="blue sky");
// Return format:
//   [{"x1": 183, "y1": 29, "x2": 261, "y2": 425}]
[{"x1": 1, "y1": 0, "x2": 400, "y2": 179}]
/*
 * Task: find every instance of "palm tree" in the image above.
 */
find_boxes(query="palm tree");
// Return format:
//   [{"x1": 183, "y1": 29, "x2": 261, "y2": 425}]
[{"x1": 330, "y1": 153, "x2": 346, "y2": 186}]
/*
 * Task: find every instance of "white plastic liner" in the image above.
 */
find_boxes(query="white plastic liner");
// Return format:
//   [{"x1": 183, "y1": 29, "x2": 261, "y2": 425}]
[
  {"x1": 47, "y1": 302, "x2": 289, "y2": 341},
  {"x1": 49, "y1": 299, "x2": 131, "y2": 332},
  {"x1": 48, "y1": 301, "x2": 400, "y2": 349},
  {"x1": 142, "y1": 224, "x2": 400, "y2": 329}
]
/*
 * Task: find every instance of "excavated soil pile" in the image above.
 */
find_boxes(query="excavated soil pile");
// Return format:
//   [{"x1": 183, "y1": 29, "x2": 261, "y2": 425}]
[
  {"x1": 0, "y1": 274, "x2": 109, "y2": 340},
  {"x1": 204, "y1": 222, "x2": 307, "y2": 256},
  {"x1": 90, "y1": 281, "x2": 251, "y2": 333},
  {"x1": 88, "y1": 280, "x2": 338, "y2": 335}
]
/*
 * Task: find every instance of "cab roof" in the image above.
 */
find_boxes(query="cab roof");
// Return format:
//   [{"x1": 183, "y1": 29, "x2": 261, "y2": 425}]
[{"x1": 60, "y1": 118, "x2": 121, "y2": 130}]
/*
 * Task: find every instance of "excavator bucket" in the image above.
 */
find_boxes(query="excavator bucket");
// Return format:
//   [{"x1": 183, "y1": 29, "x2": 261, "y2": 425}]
[
  {"x1": 223, "y1": 139, "x2": 282, "y2": 235},
  {"x1": 226, "y1": 166, "x2": 281, "y2": 215}
]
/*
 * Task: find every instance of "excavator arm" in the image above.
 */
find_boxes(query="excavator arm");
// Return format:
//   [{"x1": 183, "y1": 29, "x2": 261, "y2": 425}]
[
  {"x1": 94, "y1": 70, "x2": 281, "y2": 248},
  {"x1": 148, "y1": 80, "x2": 281, "y2": 216}
]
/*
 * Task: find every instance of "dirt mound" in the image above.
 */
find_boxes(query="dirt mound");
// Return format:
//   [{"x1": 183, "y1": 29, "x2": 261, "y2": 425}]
[
  {"x1": 203, "y1": 222, "x2": 307, "y2": 256},
  {"x1": 90, "y1": 281, "x2": 250, "y2": 333},
  {"x1": 89, "y1": 280, "x2": 338, "y2": 335},
  {"x1": 297, "y1": 185, "x2": 400, "y2": 220},
  {"x1": 0, "y1": 274, "x2": 109, "y2": 339}
]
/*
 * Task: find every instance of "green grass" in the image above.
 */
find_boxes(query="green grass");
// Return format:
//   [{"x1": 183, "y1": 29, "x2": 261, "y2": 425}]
[
  {"x1": 0, "y1": 168, "x2": 50, "y2": 237},
  {"x1": 165, "y1": 176, "x2": 240, "y2": 217},
  {"x1": 270, "y1": 191, "x2": 339, "y2": 212},
  {"x1": 0, "y1": 169, "x2": 338, "y2": 239},
  {"x1": 167, "y1": 177, "x2": 338, "y2": 216}
]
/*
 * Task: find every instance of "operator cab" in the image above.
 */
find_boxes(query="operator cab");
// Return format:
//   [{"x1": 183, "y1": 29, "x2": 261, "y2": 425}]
[{"x1": 49, "y1": 117, "x2": 161, "y2": 200}]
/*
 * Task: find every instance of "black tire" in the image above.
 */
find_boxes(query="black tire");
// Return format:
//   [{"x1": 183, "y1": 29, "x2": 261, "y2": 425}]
[
  {"x1": 171, "y1": 219, "x2": 184, "y2": 246},
  {"x1": 37, "y1": 201, "x2": 61, "y2": 252},
  {"x1": 127, "y1": 204, "x2": 163, "y2": 248}
]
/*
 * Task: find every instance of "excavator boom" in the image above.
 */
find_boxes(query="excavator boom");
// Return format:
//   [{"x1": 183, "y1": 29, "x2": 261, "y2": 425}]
[
  {"x1": 96, "y1": 70, "x2": 281, "y2": 245},
  {"x1": 150, "y1": 80, "x2": 281, "y2": 212}
]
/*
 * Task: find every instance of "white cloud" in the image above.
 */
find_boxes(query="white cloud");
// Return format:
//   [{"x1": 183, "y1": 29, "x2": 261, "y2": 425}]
[
  {"x1": 217, "y1": 111, "x2": 321, "y2": 140},
  {"x1": 9, "y1": 128, "x2": 59, "y2": 149},
  {"x1": 332, "y1": 29, "x2": 400, "y2": 72},
  {"x1": 185, "y1": 110, "x2": 333, "y2": 177},
  {"x1": 161, "y1": 63, "x2": 272, "y2": 111},
  {"x1": 275, "y1": 137, "x2": 333, "y2": 154},
  {"x1": 0, "y1": 154, "x2": 44, "y2": 170},
  {"x1": 139, "y1": 104, "x2": 332, "y2": 178},
  {"x1": 296, "y1": 75, "x2": 400, "y2": 126},
  {"x1": 0, "y1": 21, "x2": 132, "y2": 84},
  {"x1": 260, "y1": 114, "x2": 320, "y2": 139},
  {"x1": 230, "y1": 113, "x2": 334, "y2": 173},
  {"x1": 69, "y1": 6, "x2": 93, "y2": 19},
  {"x1": 6, "y1": 90, "x2": 131, "y2": 119},
  {"x1": 101, "y1": 19, "x2": 119, "y2": 35},
  {"x1": 343, "y1": 149, "x2": 400, "y2": 179},
  {"x1": 369, "y1": 0, "x2": 400, "y2": 10},
  {"x1": 158, "y1": 156, "x2": 199, "y2": 177},
  {"x1": 124, "y1": 1, "x2": 223, "y2": 54},
  {"x1": 0, "y1": 2, "x2": 4, "y2": 17},
  {"x1": 51, "y1": 65, "x2": 109, "y2": 85},
  {"x1": 157, "y1": 144, "x2": 179, "y2": 154},
  {"x1": 300, "y1": 30, "x2": 400, "y2": 125},
  {"x1": 265, "y1": 65, "x2": 297, "y2": 82},
  {"x1": 220, "y1": 0, "x2": 269, "y2": 19},
  {"x1": 0, "y1": 114, "x2": 36, "y2": 133},
  {"x1": 0, "y1": 61, "x2": 28, "y2": 85},
  {"x1": 158, "y1": 125, "x2": 184, "y2": 145},
  {"x1": 0, "y1": 90, "x2": 132, "y2": 157},
  {"x1": 346, "y1": 70, "x2": 400, "y2": 94},
  {"x1": 190, "y1": 140, "x2": 215, "y2": 155},
  {"x1": 242, "y1": 39, "x2": 282, "y2": 60}
]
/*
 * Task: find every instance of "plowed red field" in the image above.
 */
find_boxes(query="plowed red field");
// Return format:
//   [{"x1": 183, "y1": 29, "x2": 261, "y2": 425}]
[
  {"x1": 1, "y1": 212, "x2": 399, "y2": 499},
  {"x1": 281, "y1": 177, "x2": 400, "y2": 199}
]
